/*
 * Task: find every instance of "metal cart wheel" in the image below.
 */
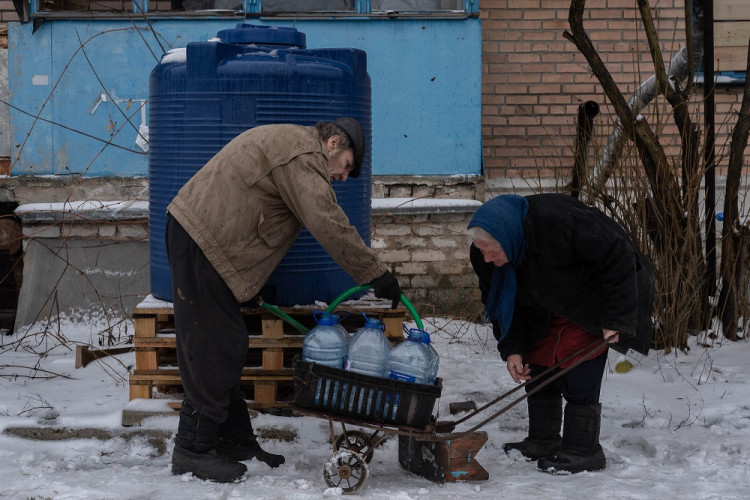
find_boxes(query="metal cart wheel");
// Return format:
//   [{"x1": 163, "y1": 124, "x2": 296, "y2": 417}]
[
  {"x1": 323, "y1": 450, "x2": 369, "y2": 494},
  {"x1": 333, "y1": 430, "x2": 376, "y2": 464}
]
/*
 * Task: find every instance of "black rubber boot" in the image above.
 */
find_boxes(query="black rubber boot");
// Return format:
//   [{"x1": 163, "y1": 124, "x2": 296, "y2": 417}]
[
  {"x1": 503, "y1": 395, "x2": 562, "y2": 460},
  {"x1": 171, "y1": 400, "x2": 247, "y2": 482},
  {"x1": 217, "y1": 399, "x2": 285, "y2": 468},
  {"x1": 538, "y1": 402, "x2": 607, "y2": 474}
]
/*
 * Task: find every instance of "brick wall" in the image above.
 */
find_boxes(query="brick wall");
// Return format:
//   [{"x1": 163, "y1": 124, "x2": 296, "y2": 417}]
[
  {"x1": 1, "y1": 5, "x2": 18, "y2": 22},
  {"x1": 481, "y1": 0, "x2": 747, "y2": 182},
  {"x1": 371, "y1": 202, "x2": 482, "y2": 320},
  {"x1": 372, "y1": 176, "x2": 485, "y2": 318}
]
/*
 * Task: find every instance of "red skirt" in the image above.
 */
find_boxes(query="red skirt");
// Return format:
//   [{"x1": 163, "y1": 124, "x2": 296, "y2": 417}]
[{"x1": 525, "y1": 314, "x2": 607, "y2": 368}]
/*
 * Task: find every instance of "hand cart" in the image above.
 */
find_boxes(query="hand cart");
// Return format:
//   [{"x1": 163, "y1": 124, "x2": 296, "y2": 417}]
[{"x1": 264, "y1": 286, "x2": 606, "y2": 494}]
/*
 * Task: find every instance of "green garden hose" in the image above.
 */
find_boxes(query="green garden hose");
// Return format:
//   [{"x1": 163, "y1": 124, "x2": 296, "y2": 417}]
[{"x1": 259, "y1": 285, "x2": 424, "y2": 333}]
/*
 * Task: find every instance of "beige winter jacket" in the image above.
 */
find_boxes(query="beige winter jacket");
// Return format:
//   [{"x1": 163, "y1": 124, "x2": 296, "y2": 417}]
[{"x1": 167, "y1": 124, "x2": 386, "y2": 303}]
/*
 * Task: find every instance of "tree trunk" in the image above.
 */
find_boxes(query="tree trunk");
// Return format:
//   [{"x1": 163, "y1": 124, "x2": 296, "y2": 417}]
[
  {"x1": 718, "y1": 38, "x2": 750, "y2": 341},
  {"x1": 592, "y1": 0, "x2": 704, "y2": 188}
]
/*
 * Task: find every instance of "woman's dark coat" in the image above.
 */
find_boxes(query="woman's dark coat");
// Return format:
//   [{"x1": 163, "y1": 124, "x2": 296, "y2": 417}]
[{"x1": 470, "y1": 193, "x2": 654, "y2": 360}]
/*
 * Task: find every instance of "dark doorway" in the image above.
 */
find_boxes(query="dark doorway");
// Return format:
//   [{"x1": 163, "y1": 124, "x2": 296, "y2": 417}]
[{"x1": 0, "y1": 202, "x2": 22, "y2": 334}]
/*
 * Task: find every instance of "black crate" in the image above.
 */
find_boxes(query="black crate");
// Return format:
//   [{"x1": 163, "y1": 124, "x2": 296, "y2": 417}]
[{"x1": 293, "y1": 359, "x2": 442, "y2": 429}]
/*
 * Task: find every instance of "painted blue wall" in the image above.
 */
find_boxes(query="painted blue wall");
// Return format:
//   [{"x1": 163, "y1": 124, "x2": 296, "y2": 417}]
[{"x1": 9, "y1": 17, "x2": 481, "y2": 177}]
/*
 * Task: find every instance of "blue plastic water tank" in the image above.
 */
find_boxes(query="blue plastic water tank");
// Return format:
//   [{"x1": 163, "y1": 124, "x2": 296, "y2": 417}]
[{"x1": 149, "y1": 23, "x2": 372, "y2": 305}]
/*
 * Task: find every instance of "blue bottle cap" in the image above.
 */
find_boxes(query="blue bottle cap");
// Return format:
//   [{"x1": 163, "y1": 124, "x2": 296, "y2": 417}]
[
  {"x1": 406, "y1": 328, "x2": 431, "y2": 343},
  {"x1": 312, "y1": 310, "x2": 337, "y2": 326},
  {"x1": 361, "y1": 312, "x2": 385, "y2": 331}
]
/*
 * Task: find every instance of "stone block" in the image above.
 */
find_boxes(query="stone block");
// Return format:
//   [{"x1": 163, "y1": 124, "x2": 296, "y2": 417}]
[
  {"x1": 410, "y1": 275, "x2": 437, "y2": 288},
  {"x1": 412, "y1": 250, "x2": 446, "y2": 262},
  {"x1": 393, "y1": 236, "x2": 426, "y2": 249},
  {"x1": 430, "y1": 237, "x2": 458, "y2": 248},
  {"x1": 413, "y1": 185, "x2": 436, "y2": 198},
  {"x1": 433, "y1": 263, "x2": 472, "y2": 275},
  {"x1": 389, "y1": 185, "x2": 412, "y2": 198},
  {"x1": 380, "y1": 250, "x2": 411, "y2": 263},
  {"x1": 64, "y1": 225, "x2": 98, "y2": 239},
  {"x1": 117, "y1": 224, "x2": 148, "y2": 240},
  {"x1": 99, "y1": 224, "x2": 117, "y2": 238},
  {"x1": 414, "y1": 225, "x2": 443, "y2": 237},
  {"x1": 373, "y1": 225, "x2": 412, "y2": 236},
  {"x1": 370, "y1": 237, "x2": 388, "y2": 249},
  {"x1": 394, "y1": 262, "x2": 428, "y2": 275},
  {"x1": 22, "y1": 225, "x2": 60, "y2": 239}
]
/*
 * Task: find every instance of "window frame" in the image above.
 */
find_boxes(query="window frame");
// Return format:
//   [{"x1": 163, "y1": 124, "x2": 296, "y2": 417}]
[{"x1": 25, "y1": 0, "x2": 478, "y2": 20}]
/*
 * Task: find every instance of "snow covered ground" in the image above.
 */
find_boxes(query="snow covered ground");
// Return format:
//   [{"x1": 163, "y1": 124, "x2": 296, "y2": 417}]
[{"x1": 1, "y1": 313, "x2": 748, "y2": 499}]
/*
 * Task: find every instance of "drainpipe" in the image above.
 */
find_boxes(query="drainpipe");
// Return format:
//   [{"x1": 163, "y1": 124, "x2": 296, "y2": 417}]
[{"x1": 704, "y1": 0, "x2": 716, "y2": 296}]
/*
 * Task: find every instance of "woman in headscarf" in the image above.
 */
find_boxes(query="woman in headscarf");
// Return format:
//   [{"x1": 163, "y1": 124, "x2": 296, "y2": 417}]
[{"x1": 468, "y1": 193, "x2": 654, "y2": 474}]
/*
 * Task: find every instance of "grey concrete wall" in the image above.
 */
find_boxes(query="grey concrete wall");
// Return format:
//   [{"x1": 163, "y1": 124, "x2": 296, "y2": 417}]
[
  {"x1": 14, "y1": 204, "x2": 150, "y2": 331},
  {"x1": 15, "y1": 238, "x2": 149, "y2": 330}
]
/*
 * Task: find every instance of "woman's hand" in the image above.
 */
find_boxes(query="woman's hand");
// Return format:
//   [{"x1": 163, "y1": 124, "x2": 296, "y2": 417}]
[
  {"x1": 603, "y1": 329, "x2": 620, "y2": 344},
  {"x1": 507, "y1": 354, "x2": 531, "y2": 383}
]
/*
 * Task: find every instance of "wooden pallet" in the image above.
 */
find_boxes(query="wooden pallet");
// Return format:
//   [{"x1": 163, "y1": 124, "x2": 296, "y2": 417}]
[{"x1": 128, "y1": 295, "x2": 407, "y2": 410}]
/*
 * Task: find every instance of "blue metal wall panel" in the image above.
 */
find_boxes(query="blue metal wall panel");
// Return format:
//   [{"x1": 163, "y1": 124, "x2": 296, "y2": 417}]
[{"x1": 8, "y1": 18, "x2": 481, "y2": 177}]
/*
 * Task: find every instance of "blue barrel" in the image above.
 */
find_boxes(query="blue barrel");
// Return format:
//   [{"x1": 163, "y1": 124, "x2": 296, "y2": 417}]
[{"x1": 149, "y1": 23, "x2": 372, "y2": 306}]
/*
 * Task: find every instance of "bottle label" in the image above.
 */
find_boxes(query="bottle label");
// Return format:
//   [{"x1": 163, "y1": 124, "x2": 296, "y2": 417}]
[{"x1": 389, "y1": 371, "x2": 416, "y2": 383}]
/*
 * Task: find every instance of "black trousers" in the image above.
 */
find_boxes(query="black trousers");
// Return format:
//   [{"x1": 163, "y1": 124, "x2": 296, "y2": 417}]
[
  {"x1": 525, "y1": 350, "x2": 608, "y2": 405},
  {"x1": 165, "y1": 214, "x2": 248, "y2": 423}
]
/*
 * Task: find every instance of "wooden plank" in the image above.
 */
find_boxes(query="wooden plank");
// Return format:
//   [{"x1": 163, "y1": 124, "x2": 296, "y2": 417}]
[
  {"x1": 134, "y1": 335, "x2": 305, "y2": 349},
  {"x1": 134, "y1": 349, "x2": 158, "y2": 371},
  {"x1": 254, "y1": 380, "x2": 277, "y2": 405},
  {"x1": 445, "y1": 457, "x2": 489, "y2": 482},
  {"x1": 262, "y1": 317, "x2": 285, "y2": 339},
  {"x1": 262, "y1": 348, "x2": 284, "y2": 369},
  {"x1": 715, "y1": 0, "x2": 750, "y2": 21},
  {"x1": 130, "y1": 369, "x2": 292, "y2": 383},
  {"x1": 134, "y1": 315, "x2": 157, "y2": 338},
  {"x1": 447, "y1": 431, "x2": 488, "y2": 459},
  {"x1": 133, "y1": 304, "x2": 403, "y2": 316},
  {"x1": 129, "y1": 384, "x2": 151, "y2": 400},
  {"x1": 162, "y1": 400, "x2": 288, "y2": 411},
  {"x1": 715, "y1": 46, "x2": 750, "y2": 72},
  {"x1": 132, "y1": 307, "x2": 175, "y2": 316},
  {"x1": 714, "y1": 21, "x2": 750, "y2": 48},
  {"x1": 381, "y1": 315, "x2": 405, "y2": 341},
  {"x1": 250, "y1": 401, "x2": 290, "y2": 409}
]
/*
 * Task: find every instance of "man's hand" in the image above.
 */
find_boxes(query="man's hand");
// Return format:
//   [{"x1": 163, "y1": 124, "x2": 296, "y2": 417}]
[
  {"x1": 507, "y1": 354, "x2": 531, "y2": 383},
  {"x1": 603, "y1": 329, "x2": 620, "y2": 344},
  {"x1": 369, "y1": 271, "x2": 402, "y2": 309}
]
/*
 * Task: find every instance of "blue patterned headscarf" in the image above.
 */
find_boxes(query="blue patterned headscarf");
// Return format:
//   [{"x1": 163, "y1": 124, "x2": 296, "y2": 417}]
[{"x1": 467, "y1": 194, "x2": 529, "y2": 341}]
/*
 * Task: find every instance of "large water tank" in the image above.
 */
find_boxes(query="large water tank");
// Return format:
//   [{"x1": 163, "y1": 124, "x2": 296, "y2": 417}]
[{"x1": 148, "y1": 23, "x2": 372, "y2": 306}]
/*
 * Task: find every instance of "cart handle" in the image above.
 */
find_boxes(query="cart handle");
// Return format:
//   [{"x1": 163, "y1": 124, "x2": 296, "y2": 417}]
[{"x1": 325, "y1": 285, "x2": 424, "y2": 331}]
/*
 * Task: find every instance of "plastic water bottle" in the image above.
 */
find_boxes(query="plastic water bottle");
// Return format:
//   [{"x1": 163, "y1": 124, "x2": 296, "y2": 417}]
[
  {"x1": 302, "y1": 311, "x2": 347, "y2": 406},
  {"x1": 302, "y1": 311, "x2": 347, "y2": 368},
  {"x1": 345, "y1": 315, "x2": 391, "y2": 415},
  {"x1": 346, "y1": 314, "x2": 390, "y2": 377},
  {"x1": 387, "y1": 328, "x2": 436, "y2": 385},
  {"x1": 331, "y1": 311, "x2": 352, "y2": 344},
  {"x1": 401, "y1": 325, "x2": 439, "y2": 381}
]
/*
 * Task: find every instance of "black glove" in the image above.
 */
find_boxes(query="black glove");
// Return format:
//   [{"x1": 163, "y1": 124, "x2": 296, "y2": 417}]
[{"x1": 369, "y1": 271, "x2": 402, "y2": 309}]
